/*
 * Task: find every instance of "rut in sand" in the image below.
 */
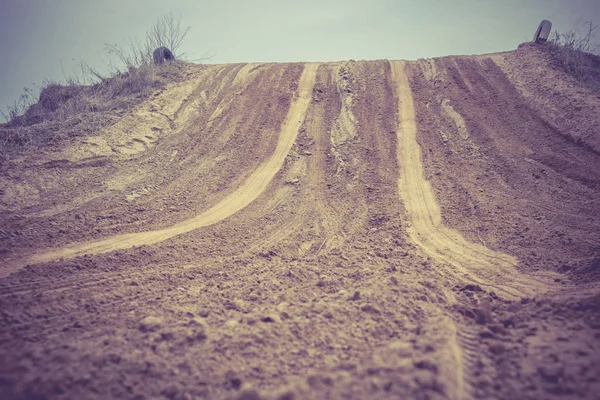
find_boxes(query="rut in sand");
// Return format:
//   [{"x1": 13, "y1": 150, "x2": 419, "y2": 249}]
[
  {"x1": 390, "y1": 60, "x2": 552, "y2": 301},
  {"x1": 3, "y1": 63, "x2": 319, "y2": 276}
]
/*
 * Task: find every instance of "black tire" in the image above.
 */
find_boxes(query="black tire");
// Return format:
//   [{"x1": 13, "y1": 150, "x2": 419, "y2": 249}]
[
  {"x1": 533, "y1": 20, "x2": 552, "y2": 43},
  {"x1": 153, "y1": 46, "x2": 176, "y2": 65}
]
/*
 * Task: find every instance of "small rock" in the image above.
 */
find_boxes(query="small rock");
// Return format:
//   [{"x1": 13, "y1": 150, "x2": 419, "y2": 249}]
[
  {"x1": 488, "y1": 343, "x2": 505, "y2": 355},
  {"x1": 188, "y1": 317, "x2": 208, "y2": 327},
  {"x1": 479, "y1": 329, "x2": 495, "y2": 339},
  {"x1": 234, "y1": 299, "x2": 252, "y2": 313},
  {"x1": 106, "y1": 353, "x2": 121, "y2": 364},
  {"x1": 488, "y1": 324, "x2": 507, "y2": 336},
  {"x1": 161, "y1": 385, "x2": 181, "y2": 399},
  {"x1": 474, "y1": 301, "x2": 493, "y2": 325},
  {"x1": 387, "y1": 340, "x2": 413, "y2": 356},
  {"x1": 502, "y1": 317, "x2": 515, "y2": 328},
  {"x1": 186, "y1": 324, "x2": 207, "y2": 343},
  {"x1": 276, "y1": 390, "x2": 296, "y2": 400},
  {"x1": 538, "y1": 363, "x2": 563, "y2": 383},
  {"x1": 414, "y1": 360, "x2": 438, "y2": 372},
  {"x1": 139, "y1": 316, "x2": 164, "y2": 332},
  {"x1": 461, "y1": 284, "x2": 483, "y2": 292},
  {"x1": 261, "y1": 314, "x2": 282, "y2": 323},
  {"x1": 307, "y1": 374, "x2": 333, "y2": 388},
  {"x1": 228, "y1": 377, "x2": 242, "y2": 390},
  {"x1": 576, "y1": 349, "x2": 589, "y2": 356},
  {"x1": 360, "y1": 304, "x2": 380, "y2": 314},
  {"x1": 224, "y1": 320, "x2": 240, "y2": 328},
  {"x1": 350, "y1": 291, "x2": 361, "y2": 301},
  {"x1": 525, "y1": 326, "x2": 538, "y2": 336},
  {"x1": 338, "y1": 362, "x2": 357, "y2": 371},
  {"x1": 276, "y1": 302, "x2": 290, "y2": 319}
]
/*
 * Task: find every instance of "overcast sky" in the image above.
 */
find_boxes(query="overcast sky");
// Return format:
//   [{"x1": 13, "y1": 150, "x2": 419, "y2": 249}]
[{"x1": 1, "y1": 0, "x2": 599, "y2": 117}]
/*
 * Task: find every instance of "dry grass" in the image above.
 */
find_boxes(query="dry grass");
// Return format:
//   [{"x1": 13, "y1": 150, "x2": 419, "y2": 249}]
[
  {"x1": 0, "y1": 62, "x2": 191, "y2": 163},
  {"x1": 541, "y1": 21, "x2": 600, "y2": 92},
  {"x1": 11, "y1": 64, "x2": 159, "y2": 127},
  {"x1": 0, "y1": 14, "x2": 198, "y2": 163}
]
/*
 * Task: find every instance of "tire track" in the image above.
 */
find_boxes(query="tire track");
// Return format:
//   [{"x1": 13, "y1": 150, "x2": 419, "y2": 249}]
[
  {"x1": 390, "y1": 60, "x2": 591, "y2": 400},
  {"x1": 2, "y1": 63, "x2": 319, "y2": 277},
  {"x1": 0, "y1": 260, "x2": 185, "y2": 297},
  {"x1": 439, "y1": 318, "x2": 472, "y2": 400},
  {"x1": 390, "y1": 60, "x2": 553, "y2": 301},
  {"x1": 455, "y1": 327, "x2": 483, "y2": 398},
  {"x1": 240, "y1": 63, "x2": 354, "y2": 259}
]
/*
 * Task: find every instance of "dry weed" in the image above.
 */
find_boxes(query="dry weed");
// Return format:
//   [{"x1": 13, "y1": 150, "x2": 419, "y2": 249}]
[{"x1": 543, "y1": 21, "x2": 600, "y2": 92}]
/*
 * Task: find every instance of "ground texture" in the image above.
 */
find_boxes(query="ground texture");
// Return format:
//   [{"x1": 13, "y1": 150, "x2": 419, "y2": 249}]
[{"x1": 1, "y1": 44, "x2": 599, "y2": 399}]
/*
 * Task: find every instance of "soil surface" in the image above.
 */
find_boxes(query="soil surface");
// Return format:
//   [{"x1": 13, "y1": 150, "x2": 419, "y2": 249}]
[{"x1": 1, "y1": 46, "x2": 599, "y2": 400}]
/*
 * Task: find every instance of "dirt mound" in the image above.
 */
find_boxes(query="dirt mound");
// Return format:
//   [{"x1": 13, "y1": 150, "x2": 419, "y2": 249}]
[
  {"x1": 0, "y1": 61, "x2": 193, "y2": 162},
  {"x1": 0, "y1": 50, "x2": 599, "y2": 399}
]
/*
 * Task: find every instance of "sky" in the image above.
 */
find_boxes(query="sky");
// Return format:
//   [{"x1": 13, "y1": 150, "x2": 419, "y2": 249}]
[{"x1": 1, "y1": 0, "x2": 599, "y2": 118}]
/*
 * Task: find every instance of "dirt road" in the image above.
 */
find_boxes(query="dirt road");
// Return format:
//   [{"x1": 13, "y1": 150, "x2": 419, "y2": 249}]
[{"x1": 1, "y1": 46, "x2": 599, "y2": 400}]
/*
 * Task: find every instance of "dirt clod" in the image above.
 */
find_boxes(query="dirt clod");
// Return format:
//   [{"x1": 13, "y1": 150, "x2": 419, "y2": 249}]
[{"x1": 139, "y1": 316, "x2": 164, "y2": 332}]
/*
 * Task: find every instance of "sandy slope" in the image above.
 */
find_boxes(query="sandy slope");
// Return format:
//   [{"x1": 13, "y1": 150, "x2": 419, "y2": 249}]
[
  {"x1": 1, "y1": 63, "x2": 318, "y2": 275},
  {"x1": 0, "y1": 48, "x2": 599, "y2": 400}
]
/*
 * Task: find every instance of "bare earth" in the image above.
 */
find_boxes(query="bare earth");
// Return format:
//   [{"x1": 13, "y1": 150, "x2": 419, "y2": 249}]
[{"x1": 1, "y1": 44, "x2": 599, "y2": 399}]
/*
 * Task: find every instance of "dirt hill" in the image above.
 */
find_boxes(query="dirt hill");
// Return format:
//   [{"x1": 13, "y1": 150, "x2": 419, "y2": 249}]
[{"x1": 0, "y1": 43, "x2": 599, "y2": 400}]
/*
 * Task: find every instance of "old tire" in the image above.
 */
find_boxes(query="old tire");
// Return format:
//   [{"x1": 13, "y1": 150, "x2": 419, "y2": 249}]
[
  {"x1": 533, "y1": 20, "x2": 552, "y2": 43},
  {"x1": 153, "y1": 47, "x2": 176, "y2": 64}
]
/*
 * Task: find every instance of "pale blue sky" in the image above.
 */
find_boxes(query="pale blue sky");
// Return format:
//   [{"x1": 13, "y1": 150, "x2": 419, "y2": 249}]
[{"x1": 1, "y1": 0, "x2": 599, "y2": 117}]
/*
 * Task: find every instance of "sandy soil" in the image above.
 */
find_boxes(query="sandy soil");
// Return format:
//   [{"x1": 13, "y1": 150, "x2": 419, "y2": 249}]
[{"x1": 0, "y1": 47, "x2": 599, "y2": 400}]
